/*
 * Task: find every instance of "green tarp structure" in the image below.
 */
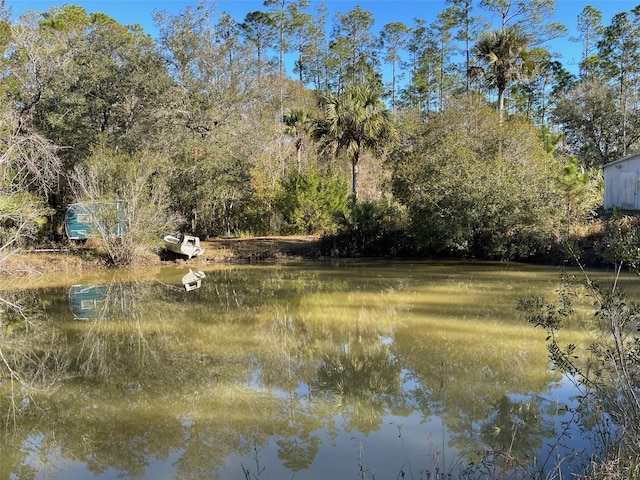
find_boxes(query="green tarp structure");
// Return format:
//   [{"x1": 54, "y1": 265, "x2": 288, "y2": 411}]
[{"x1": 64, "y1": 201, "x2": 126, "y2": 240}]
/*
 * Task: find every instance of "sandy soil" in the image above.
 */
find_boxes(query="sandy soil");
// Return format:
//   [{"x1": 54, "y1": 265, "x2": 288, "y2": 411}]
[{"x1": 1, "y1": 236, "x2": 324, "y2": 275}]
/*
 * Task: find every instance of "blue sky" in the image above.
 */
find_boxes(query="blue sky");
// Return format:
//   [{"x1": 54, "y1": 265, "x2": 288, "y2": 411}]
[{"x1": 6, "y1": 0, "x2": 639, "y2": 76}]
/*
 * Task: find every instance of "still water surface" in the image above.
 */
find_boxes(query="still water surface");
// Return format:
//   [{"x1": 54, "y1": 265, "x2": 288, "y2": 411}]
[{"x1": 1, "y1": 260, "x2": 637, "y2": 479}]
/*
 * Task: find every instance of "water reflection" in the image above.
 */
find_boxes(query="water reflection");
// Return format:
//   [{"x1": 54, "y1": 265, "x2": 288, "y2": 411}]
[
  {"x1": 182, "y1": 269, "x2": 206, "y2": 291},
  {"x1": 68, "y1": 269, "x2": 206, "y2": 320},
  {"x1": 69, "y1": 284, "x2": 127, "y2": 320},
  {"x1": 312, "y1": 342, "x2": 403, "y2": 433},
  {"x1": 1, "y1": 261, "x2": 636, "y2": 479},
  {"x1": 479, "y1": 394, "x2": 555, "y2": 468}
]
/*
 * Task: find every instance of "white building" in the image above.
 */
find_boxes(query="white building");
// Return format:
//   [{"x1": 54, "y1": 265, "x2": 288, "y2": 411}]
[{"x1": 602, "y1": 152, "x2": 640, "y2": 210}]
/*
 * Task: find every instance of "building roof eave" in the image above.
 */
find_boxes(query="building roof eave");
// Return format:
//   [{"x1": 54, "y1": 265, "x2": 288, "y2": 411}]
[{"x1": 602, "y1": 151, "x2": 640, "y2": 170}]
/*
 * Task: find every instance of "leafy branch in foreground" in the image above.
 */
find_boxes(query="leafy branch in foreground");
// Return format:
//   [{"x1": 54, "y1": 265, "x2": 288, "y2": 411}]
[
  {"x1": 516, "y1": 285, "x2": 580, "y2": 378},
  {"x1": 518, "y1": 239, "x2": 640, "y2": 463}
]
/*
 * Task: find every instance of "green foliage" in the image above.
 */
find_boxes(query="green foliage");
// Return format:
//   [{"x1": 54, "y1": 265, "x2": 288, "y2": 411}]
[
  {"x1": 519, "y1": 265, "x2": 640, "y2": 459},
  {"x1": 4, "y1": 0, "x2": 640, "y2": 268},
  {"x1": 516, "y1": 284, "x2": 579, "y2": 375},
  {"x1": 316, "y1": 82, "x2": 398, "y2": 201},
  {"x1": 392, "y1": 101, "x2": 561, "y2": 260},
  {"x1": 328, "y1": 196, "x2": 409, "y2": 256},
  {"x1": 556, "y1": 156, "x2": 603, "y2": 231},
  {"x1": 275, "y1": 169, "x2": 348, "y2": 235},
  {"x1": 20, "y1": 5, "x2": 172, "y2": 163},
  {"x1": 166, "y1": 142, "x2": 256, "y2": 237},
  {"x1": 597, "y1": 214, "x2": 640, "y2": 271},
  {"x1": 474, "y1": 26, "x2": 532, "y2": 116},
  {"x1": 283, "y1": 108, "x2": 314, "y2": 172},
  {"x1": 552, "y1": 80, "x2": 634, "y2": 167},
  {"x1": 0, "y1": 192, "x2": 53, "y2": 248},
  {"x1": 327, "y1": 6, "x2": 379, "y2": 88},
  {"x1": 516, "y1": 294, "x2": 573, "y2": 334}
]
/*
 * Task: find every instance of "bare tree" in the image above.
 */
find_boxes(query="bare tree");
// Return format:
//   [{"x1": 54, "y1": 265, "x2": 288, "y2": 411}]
[{"x1": 69, "y1": 146, "x2": 181, "y2": 266}]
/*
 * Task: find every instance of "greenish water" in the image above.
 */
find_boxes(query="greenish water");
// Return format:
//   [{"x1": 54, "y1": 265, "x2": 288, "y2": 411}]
[{"x1": 1, "y1": 260, "x2": 637, "y2": 479}]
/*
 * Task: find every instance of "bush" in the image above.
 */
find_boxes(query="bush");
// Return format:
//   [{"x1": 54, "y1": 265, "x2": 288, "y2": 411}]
[
  {"x1": 324, "y1": 196, "x2": 410, "y2": 257},
  {"x1": 70, "y1": 146, "x2": 181, "y2": 266},
  {"x1": 275, "y1": 169, "x2": 349, "y2": 235},
  {"x1": 391, "y1": 103, "x2": 562, "y2": 261}
]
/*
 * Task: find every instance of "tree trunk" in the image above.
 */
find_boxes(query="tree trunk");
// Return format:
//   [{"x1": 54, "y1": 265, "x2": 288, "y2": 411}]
[
  {"x1": 497, "y1": 87, "x2": 505, "y2": 122},
  {"x1": 352, "y1": 151, "x2": 359, "y2": 202}
]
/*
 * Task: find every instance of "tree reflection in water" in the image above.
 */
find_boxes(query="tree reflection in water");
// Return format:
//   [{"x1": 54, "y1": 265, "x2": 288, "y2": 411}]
[
  {"x1": 312, "y1": 342, "x2": 403, "y2": 433},
  {"x1": 0, "y1": 289, "x2": 71, "y2": 423},
  {"x1": 0, "y1": 262, "x2": 623, "y2": 479},
  {"x1": 477, "y1": 395, "x2": 556, "y2": 473},
  {"x1": 276, "y1": 434, "x2": 321, "y2": 472}
]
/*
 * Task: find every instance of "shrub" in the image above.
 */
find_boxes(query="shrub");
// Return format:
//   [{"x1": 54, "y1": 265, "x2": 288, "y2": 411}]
[
  {"x1": 275, "y1": 169, "x2": 349, "y2": 235},
  {"x1": 518, "y1": 222, "x2": 640, "y2": 472},
  {"x1": 391, "y1": 102, "x2": 562, "y2": 261},
  {"x1": 326, "y1": 196, "x2": 410, "y2": 257}
]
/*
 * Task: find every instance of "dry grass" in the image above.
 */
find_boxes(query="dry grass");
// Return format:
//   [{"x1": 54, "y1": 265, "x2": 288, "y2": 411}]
[
  {"x1": 1, "y1": 249, "x2": 106, "y2": 275},
  {"x1": 580, "y1": 456, "x2": 640, "y2": 480},
  {"x1": 0, "y1": 236, "x2": 324, "y2": 275}
]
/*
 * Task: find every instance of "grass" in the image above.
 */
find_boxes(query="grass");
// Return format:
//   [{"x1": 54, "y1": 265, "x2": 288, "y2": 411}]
[
  {"x1": 581, "y1": 455, "x2": 640, "y2": 480},
  {"x1": 1, "y1": 235, "x2": 323, "y2": 277}
]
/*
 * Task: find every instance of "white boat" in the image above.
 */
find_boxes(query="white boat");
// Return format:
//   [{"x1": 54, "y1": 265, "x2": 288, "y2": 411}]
[
  {"x1": 164, "y1": 233, "x2": 205, "y2": 258},
  {"x1": 182, "y1": 269, "x2": 206, "y2": 291}
]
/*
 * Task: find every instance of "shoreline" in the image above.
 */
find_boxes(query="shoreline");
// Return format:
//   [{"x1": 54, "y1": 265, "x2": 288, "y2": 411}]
[{"x1": 1, "y1": 236, "x2": 324, "y2": 276}]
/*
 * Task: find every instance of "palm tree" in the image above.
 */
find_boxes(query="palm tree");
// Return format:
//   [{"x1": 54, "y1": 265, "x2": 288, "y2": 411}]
[
  {"x1": 283, "y1": 108, "x2": 313, "y2": 173},
  {"x1": 316, "y1": 83, "x2": 397, "y2": 202},
  {"x1": 474, "y1": 26, "x2": 533, "y2": 120}
]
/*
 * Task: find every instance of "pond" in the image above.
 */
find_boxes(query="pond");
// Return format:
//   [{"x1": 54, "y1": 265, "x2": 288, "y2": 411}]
[{"x1": 1, "y1": 260, "x2": 637, "y2": 479}]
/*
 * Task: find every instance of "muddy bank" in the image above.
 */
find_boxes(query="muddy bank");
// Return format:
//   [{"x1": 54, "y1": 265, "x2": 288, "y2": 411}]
[{"x1": 1, "y1": 236, "x2": 324, "y2": 275}]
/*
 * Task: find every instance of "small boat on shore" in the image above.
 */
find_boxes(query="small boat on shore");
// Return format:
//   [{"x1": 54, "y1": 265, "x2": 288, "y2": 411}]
[{"x1": 163, "y1": 233, "x2": 205, "y2": 259}]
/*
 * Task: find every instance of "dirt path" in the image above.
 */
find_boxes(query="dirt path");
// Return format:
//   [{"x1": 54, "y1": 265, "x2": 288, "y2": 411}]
[{"x1": 199, "y1": 235, "x2": 323, "y2": 263}]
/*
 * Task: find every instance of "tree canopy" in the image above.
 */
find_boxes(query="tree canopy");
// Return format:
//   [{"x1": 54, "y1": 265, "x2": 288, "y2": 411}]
[{"x1": 1, "y1": 0, "x2": 637, "y2": 264}]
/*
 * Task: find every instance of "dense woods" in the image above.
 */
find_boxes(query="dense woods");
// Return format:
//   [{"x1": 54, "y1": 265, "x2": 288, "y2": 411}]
[{"x1": 2, "y1": 0, "x2": 640, "y2": 266}]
